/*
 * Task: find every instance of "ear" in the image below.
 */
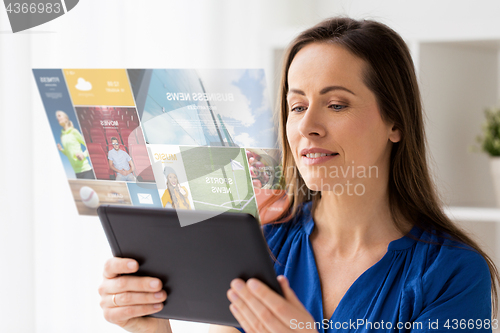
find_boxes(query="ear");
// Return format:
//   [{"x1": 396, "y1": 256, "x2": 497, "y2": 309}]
[{"x1": 388, "y1": 123, "x2": 401, "y2": 143}]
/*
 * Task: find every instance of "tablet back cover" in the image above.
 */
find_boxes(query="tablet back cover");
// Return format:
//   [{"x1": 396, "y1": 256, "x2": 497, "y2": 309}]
[{"x1": 98, "y1": 205, "x2": 281, "y2": 327}]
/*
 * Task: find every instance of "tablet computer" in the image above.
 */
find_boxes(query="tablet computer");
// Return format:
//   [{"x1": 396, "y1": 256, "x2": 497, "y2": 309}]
[{"x1": 98, "y1": 205, "x2": 282, "y2": 327}]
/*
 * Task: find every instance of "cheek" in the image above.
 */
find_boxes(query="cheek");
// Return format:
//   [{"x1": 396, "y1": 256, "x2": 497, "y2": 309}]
[
  {"x1": 351, "y1": 113, "x2": 388, "y2": 162},
  {"x1": 285, "y1": 120, "x2": 299, "y2": 154}
]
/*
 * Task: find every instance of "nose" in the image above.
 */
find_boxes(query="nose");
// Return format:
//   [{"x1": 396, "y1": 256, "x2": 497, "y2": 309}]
[{"x1": 297, "y1": 103, "x2": 326, "y2": 138}]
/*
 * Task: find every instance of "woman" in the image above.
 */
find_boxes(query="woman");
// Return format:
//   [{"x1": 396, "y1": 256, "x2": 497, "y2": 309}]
[
  {"x1": 161, "y1": 166, "x2": 192, "y2": 210},
  {"x1": 56, "y1": 110, "x2": 94, "y2": 179},
  {"x1": 98, "y1": 18, "x2": 499, "y2": 333}
]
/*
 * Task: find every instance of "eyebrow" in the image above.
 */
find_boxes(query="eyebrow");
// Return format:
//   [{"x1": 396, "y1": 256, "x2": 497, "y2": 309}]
[{"x1": 288, "y1": 85, "x2": 356, "y2": 96}]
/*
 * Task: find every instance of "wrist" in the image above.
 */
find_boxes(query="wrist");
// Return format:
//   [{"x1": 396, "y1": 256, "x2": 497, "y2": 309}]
[{"x1": 159, "y1": 319, "x2": 172, "y2": 333}]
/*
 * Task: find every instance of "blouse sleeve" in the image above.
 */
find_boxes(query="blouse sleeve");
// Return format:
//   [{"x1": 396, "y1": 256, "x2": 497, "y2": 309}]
[
  {"x1": 74, "y1": 129, "x2": 89, "y2": 158},
  {"x1": 410, "y1": 246, "x2": 493, "y2": 332},
  {"x1": 261, "y1": 221, "x2": 292, "y2": 257}
]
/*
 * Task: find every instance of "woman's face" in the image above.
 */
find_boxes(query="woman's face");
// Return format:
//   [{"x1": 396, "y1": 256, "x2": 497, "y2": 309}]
[
  {"x1": 56, "y1": 111, "x2": 68, "y2": 126},
  {"x1": 286, "y1": 42, "x2": 400, "y2": 192},
  {"x1": 167, "y1": 173, "x2": 178, "y2": 186}
]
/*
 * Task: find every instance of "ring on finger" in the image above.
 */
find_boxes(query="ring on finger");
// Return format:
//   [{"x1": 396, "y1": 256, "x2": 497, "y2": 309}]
[{"x1": 112, "y1": 294, "x2": 118, "y2": 307}]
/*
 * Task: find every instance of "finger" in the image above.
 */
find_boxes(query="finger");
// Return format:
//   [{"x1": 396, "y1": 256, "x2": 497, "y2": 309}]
[
  {"x1": 277, "y1": 275, "x2": 303, "y2": 308},
  {"x1": 103, "y1": 258, "x2": 138, "y2": 279},
  {"x1": 229, "y1": 304, "x2": 261, "y2": 333},
  {"x1": 243, "y1": 278, "x2": 303, "y2": 327},
  {"x1": 103, "y1": 303, "x2": 164, "y2": 325},
  {"x1": 230, "y1": 280, "x2": 289, "y2": 333},
  {"x1": 106, "y1": 290, "x2": 167, "y2": 308},
  {"x1": 227, "y1": 289, "x2": 270, "y2": 333},
  {"x1": 99, "y1": 275, "x2": 163, "y2": 295}
]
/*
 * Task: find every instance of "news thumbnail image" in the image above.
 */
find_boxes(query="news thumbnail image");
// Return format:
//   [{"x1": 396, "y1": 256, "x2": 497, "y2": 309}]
[
  {"x1": 148, "y1": 144, "x2": 194, "y2": 210},
  {"x1": 63, "y1": 69, "x2": 136, "y2": 107},
  {"x1": 127, "y1": 183, "x2": 163, "y2": 208},
  {"x1": 74, "y1": 106, "x2": 154, "y2": 182},
  {"x1": 128, "y1": 69, "x2": 277, "y2": 149},
  {"x1": 179, "y1": 146, "x2": 258, "y2": 216},
  {"x1": 68, "y1": 180, "x2": 132, "y2": 216},
  {"x1": 33, "y1": 69, "x2": 96, "y2": 180},
  {"x1": 245, "y1": 148, "x2": 289, "y2": 223}
]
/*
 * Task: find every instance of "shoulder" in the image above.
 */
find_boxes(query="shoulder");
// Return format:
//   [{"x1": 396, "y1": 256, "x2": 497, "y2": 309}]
[
  {"x1": 417, "y1": 230, "x2": 490, "y2": 282},
  {"x1": 66, "y1": 128, "x2": 80, "y2": 137},
  {"x1": 410, "y1": 229, "x2": 491, "y2": 310},
  {"x1": 161, "y1": 189, "x2": 171, "y2": 199},
  {"x1": 261, "y1": 201, "x2": 313, "y2": 256}
]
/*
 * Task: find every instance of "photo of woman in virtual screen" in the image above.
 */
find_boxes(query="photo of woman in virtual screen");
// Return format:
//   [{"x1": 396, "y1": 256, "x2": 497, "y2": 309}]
[
  {"x1": 161, "y1": 166, "x2": 192, "y2": 210},
  {"x1": 98, "y1": 17, "x2": 499, "y2": 333}
]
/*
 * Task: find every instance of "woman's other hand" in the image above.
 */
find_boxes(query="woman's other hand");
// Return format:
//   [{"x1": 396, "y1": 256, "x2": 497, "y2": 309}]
[
  {"x1": 57, "y1": 143, "x2": 63, "y2": 151},
  {"x1": 227, "y1": 276, "x2": 318, "y2": 333},
  {"x1": 98, "y1": 257, "x2": 171, "y2": 333}
]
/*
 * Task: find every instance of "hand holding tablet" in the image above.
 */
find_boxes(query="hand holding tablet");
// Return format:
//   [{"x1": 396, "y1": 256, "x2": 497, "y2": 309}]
[
  {"x1": 97, "y1": 205, "x2": 282, "y2": 329},
  {"x1": 98, "y1": 257, "x2": 170, "y2": 332}
]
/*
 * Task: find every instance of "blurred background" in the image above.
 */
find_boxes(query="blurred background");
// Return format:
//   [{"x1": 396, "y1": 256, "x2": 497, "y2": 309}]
[{"x1": 1, "y1": 0, "x2": 500, "y2": 332}]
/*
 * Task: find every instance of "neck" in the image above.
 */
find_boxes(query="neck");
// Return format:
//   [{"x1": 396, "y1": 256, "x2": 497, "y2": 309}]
[{"x1": 312, "y1": 176, "x2": 410, "y2": 258}]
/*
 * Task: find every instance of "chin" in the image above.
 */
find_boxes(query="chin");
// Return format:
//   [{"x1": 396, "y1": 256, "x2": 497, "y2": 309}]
[
  {"x1": 302, "y1": 178, "x2": 340, "y2": 192},
  {"x1": 301, "y1": 177, "x2": 366, "y2": 197}
]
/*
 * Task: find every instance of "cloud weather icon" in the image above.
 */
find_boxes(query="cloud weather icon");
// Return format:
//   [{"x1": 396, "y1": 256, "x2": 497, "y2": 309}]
[
  {"x1": 137, "y1": 193, "x2": 154, "y2": 205},
  {"x1": 75, "y1": 78, "x2": 92, "y2": 91}
]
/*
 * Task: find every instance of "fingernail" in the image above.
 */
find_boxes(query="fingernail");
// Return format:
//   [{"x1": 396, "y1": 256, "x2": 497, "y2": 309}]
[
  {"x1": 248, "y1": 279, "x2": 259, "y2": 291},
  {"x1": 154, "y1": 292, "x2": 163, "y2": 299},
  {"x1": 232, "y1": 279, "x2": 245, "y2": 291},
  {"x1": 127, "y1": 261, "x2": 136, "y2": 270},
  {"x1": 153, "y1": 303, "x2": 162, "y2": 309},
  {"x1": 150, "y1": 280, "x2": 160, "y2": 289},
  {"x1": 230, "y1": 304, "x2": 238, "y2": 314},
  {"x1": 228, "y1": 290, "x2": 239, "y2": 302},
  {"x1": 277, "y1": 275, "x2": 287, "y2": 283}
]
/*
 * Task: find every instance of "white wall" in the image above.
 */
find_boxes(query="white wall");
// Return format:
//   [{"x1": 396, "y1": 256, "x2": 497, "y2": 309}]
[
  {"x1": 333, "y1": 0, "x2": 500, "y2": 41},
  {"x1": 0, "y1": 29, "x2": 35, "y2": 333},
  {"x1": 419, "y1": 42, "x2": 499, "y2": 207},
  {"x1": 2, "y1": 1, "x2": 500, "y2": 332}
]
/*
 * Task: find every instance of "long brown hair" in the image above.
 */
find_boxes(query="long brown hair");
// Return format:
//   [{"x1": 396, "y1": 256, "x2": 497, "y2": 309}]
[{"x1": 262, "y1": 17, "x2": 499, "y2": 316}]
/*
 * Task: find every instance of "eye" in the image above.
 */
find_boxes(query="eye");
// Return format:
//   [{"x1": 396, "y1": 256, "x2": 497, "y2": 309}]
[
  {"x1": 290, "y1": 105, "x2": 307, "y2": 113},
  {"x1": 329, "y1": 104, "x2": 346, "y2": 111}
]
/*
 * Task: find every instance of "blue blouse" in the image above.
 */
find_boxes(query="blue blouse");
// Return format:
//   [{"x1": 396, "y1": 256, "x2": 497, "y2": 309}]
[{"x1": 236, "y1": 201, "x2": 493, "y2": 332}]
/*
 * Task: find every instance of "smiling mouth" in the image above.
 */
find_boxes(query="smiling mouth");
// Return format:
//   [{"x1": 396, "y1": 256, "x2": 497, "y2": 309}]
[{"x1": 304, "y1": 153, "x2": 339, "y2": 158}]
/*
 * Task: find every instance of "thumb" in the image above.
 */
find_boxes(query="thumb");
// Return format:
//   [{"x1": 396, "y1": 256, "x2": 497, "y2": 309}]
[{"x1": 277, "y1": 275, "x2": 303, "y2": 308}]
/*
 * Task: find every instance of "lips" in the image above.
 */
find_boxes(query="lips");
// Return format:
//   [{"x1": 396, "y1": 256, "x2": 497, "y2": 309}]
[
  {"x1": 300, "y1": 147, "x2": 338, "y2": 157},
  {"x1": 300, "y1": 147, "x2": 339, "y2": 166}
]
